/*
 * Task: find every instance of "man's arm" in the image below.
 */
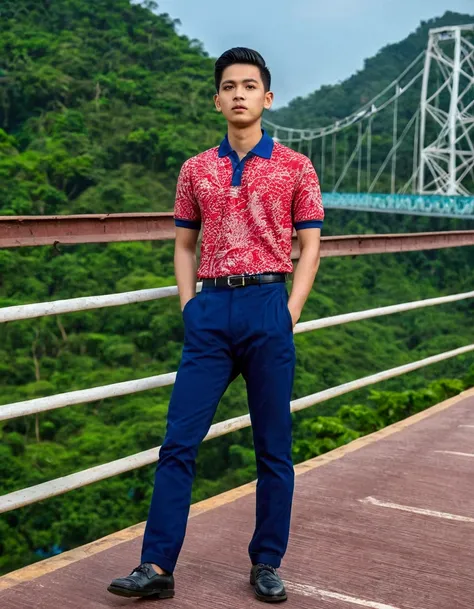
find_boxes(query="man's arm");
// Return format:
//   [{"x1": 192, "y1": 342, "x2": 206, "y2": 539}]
[
  {"x1": 287, "y1": 228, "x2": 321, "y2": 327},
  {"x1": 174, "y1": 227, "x2": 200, "y2": 311}
]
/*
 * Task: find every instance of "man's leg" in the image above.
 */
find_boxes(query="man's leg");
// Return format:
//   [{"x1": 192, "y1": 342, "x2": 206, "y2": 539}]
[
  {"x1": 141, "y1": 290, "x2": 236, "y2": 574},
  {"x1": 239, "y1": 283, "x2": 296, "y2": 569}
]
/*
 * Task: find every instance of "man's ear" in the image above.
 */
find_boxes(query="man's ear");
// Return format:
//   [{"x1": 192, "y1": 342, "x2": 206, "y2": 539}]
[
  {"x1": 264, "y1": 91, "x2": 274, "y2": 111},
  {"x1": 214, "y1": 93, "x2": 222, "y2": 112}
]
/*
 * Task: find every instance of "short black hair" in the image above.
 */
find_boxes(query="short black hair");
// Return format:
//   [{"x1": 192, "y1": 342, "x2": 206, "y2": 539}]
[{"x1": 214, "y1": 47, "x2": 271, "y2": 93}]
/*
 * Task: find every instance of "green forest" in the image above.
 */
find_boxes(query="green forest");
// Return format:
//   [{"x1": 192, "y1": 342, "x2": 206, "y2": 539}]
[{"x1": 1, "y1": 1, "x2": 474, "y2": 575}]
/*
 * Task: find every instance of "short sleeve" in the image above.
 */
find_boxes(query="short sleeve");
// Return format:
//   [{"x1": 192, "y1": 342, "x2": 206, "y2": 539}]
[
  {"x1": 292, "y1": 158, "x2": 324, "y2": 230},
  {"x1": 174, "y1": 161, "x2": 201, "y2": 230}
]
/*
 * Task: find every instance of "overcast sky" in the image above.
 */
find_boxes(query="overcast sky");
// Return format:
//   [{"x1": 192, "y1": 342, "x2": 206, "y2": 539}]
[{"x1": 155, "y1": 0, "x2": 473, "y2": 107}]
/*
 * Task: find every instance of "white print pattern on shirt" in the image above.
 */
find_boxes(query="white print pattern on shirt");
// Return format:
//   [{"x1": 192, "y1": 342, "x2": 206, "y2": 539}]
[{"x1": 174, "y1": 142, "x2": 324, "y2": 278}]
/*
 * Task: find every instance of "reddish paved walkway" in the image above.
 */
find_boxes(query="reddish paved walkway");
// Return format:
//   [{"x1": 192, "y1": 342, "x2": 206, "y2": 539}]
[{"x1": 2, "y1": 389, "x2": 474, "y2": 608}]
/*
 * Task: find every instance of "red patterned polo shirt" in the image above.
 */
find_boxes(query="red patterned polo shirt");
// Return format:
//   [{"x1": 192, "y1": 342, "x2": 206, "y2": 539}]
[{"x1": 174, "y1": 130, "x2": 324, "y2": 279}]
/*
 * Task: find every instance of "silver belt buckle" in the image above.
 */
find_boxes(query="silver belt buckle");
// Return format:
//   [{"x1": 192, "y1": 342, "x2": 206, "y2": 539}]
[{"x1": 227, "y1": 275, "x2": 245, "y2": 288}]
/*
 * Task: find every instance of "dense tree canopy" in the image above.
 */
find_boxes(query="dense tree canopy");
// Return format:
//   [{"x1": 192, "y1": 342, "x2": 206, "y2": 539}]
[{"x1": 0, "y1": 0, "x2": 225, "y2": 216}]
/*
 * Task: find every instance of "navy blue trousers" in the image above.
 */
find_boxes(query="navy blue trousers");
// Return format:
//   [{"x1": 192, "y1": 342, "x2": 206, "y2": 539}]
[{"x1": 141, "y1": 282, "x2": 296, "y2": 573}]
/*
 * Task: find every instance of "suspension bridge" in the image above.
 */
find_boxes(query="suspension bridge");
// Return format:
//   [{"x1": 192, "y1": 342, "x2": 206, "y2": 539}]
[
  {"x1": 1, "y1": 22, "x2": 474, "y2": 609},
  {"x1": 263, "y1": 24, "x2": 474, "y2": 219}
]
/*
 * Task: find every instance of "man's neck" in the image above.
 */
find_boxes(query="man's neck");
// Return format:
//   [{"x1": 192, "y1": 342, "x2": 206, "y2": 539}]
[{"x1": 227, "y1": 122, "x2": 262, "y2": 160}]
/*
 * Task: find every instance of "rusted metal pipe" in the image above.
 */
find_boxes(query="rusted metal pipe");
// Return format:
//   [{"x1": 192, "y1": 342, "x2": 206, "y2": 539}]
[
  {"x1": 0, "y1": 213, "x2": 175, "y2": 248},
  {"x1": 1, "y1": 214, "x2": 474, "y2": 258}
]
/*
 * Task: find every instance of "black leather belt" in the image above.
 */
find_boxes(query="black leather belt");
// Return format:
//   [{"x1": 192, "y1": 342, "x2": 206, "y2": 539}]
[{"x1": 202, "y1": 273, "x2": 287, "y2": 288}]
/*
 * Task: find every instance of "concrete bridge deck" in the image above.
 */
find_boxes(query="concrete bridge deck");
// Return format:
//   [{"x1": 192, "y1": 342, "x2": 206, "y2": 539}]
[{"x1": 1, "y1": 388, "x2": 474, "y2": 608}]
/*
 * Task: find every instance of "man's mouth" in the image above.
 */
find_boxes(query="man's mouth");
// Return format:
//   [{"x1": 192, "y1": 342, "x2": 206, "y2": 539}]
[{"x1": 232, "y1": 106, "x2": 247, "y2": 110}]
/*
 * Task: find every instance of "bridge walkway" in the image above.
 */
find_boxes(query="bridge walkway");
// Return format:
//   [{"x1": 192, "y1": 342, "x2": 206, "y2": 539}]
[{"x1": 1, "y1": 388, "x2": 474, "y2": 609}]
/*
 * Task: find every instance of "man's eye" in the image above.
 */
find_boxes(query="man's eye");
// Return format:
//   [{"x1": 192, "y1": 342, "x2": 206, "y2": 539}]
[
  {"x1": 247, "y1": 85, "x2": 255, "y2": 89},
  {"x1": 223, "y1": 85, "x2": 232, "y2": 90}
]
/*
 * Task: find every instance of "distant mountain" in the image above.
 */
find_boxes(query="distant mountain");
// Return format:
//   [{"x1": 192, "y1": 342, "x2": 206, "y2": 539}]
[{"x1": 270, "y1": 11, "x2": 474, "y2": 129}]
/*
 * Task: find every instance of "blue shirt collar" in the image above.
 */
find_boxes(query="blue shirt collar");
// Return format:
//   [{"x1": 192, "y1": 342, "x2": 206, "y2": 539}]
[{"x1": 218, "y1": 130, "x2": 274, "y2": 159}]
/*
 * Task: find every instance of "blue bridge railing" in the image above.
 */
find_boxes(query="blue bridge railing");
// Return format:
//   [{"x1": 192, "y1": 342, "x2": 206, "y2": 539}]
[{"x1": 323, "y1": 193, "x2": 474, "y2": 219}]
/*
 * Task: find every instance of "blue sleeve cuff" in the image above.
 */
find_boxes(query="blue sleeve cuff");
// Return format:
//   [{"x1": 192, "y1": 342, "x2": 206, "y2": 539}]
[
  {"x1": 175, "y1": 218, "x2": 201, "y2": 230},
  {"x1": 294, "y1": 220, "x2": 323, "y2": 230}
]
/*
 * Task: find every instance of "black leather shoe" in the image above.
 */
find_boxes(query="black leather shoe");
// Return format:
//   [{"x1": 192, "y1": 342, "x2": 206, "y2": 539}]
[
  {"x1": 107, "y1": 563, "x2": 175, "y2": 598},
  {"x1": 250, "y1": 564, "x2": 287, "y2": 603}
]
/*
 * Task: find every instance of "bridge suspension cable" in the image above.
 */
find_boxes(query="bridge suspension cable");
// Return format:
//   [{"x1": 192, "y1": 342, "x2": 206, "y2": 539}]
[
  {"x1": 263, "y1": 51, "x2": 426, "y2": 142},
  {"x1": 265, "y1": 59, "x2": 425, "y2": 195},
  {"x1": 264, "y1": 24, "x2": 474, "y2": 197}
]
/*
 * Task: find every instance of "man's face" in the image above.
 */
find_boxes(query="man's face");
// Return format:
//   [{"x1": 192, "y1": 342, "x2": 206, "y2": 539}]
[{"x1": 214, "y1": 64, "x2": 273, "y2": 126}]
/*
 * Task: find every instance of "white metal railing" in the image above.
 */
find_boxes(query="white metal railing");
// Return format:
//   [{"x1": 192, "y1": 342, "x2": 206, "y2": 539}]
[
  {"x1": 1, "y1": 344, "x2": 473, "y2": 513},
  {"x1": 1, "y1": 289, "x2": 474, "y2": 422},
  {"x1": 0, "y1": 284, "x2": 189, "y2": 323},
  {"x1": 2, "y1": 282, "x2": 472, "y2": 328},
  {"x1": 293, "y1": 289, "x2": 474, "y2": 334},
  {"x1": 1, "y1": 279, "x2": 474, "y2": 514}
]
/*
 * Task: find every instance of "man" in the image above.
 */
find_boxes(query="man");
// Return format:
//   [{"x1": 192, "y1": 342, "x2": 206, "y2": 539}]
[{"x1": 108, "y1": 47, "x2": 323, "y2": 603}]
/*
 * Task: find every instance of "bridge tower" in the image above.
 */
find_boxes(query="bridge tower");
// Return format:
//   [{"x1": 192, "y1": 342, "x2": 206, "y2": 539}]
[{"x1": 419, "y1": 24, "x2": 474, "y2": 195}]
